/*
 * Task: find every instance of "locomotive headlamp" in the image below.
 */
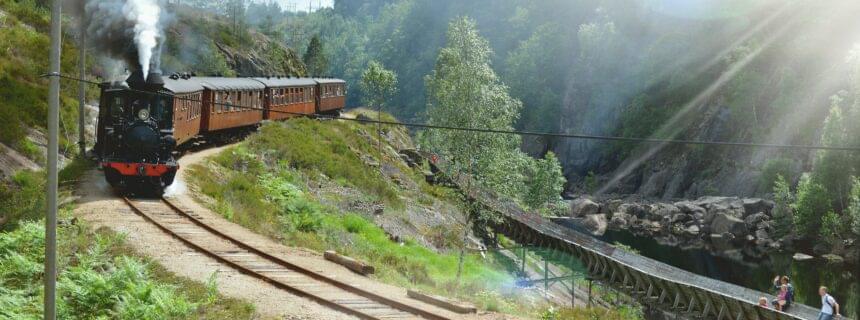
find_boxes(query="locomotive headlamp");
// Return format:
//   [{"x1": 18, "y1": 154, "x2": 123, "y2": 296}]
[{"x1": 137, "y1": 108, "x2": 150, "y2": 121}]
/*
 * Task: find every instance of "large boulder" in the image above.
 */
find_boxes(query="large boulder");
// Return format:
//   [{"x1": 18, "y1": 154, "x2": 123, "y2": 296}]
[
  {"x1": 605, "y1": 199, "x2": 624, "y2": 214},
  {"x1": 693, "y1": 196, "x2": 742, "y2": 210},
  {"x1": 570, "y1": 198, "x2": 600, "y2": 217},
  {"x1": 650, "y1": 203, "x2": 681, "y2": 221},
  {"x1": 582, "y1": 214, "x2": 608, "y2": 236},
  {"x1": 683, "y1": 225, "x2": 700, "y2": 237},
  {"x1": 675, "y1": 201, "x2": 706, "y2": 216},
  {"x1": 710, "y1": 213, "x2": 749, "y2": 239},
  {"x1": 609, "y1": 213, "x2": 631, "y2": 229},
  {"x1": 744, "y1": 212, "x2": 769, "y2": 226},
  {"x1": 742, "y1": 198, "x2": 775, "y2": 217},
  {"x1": 628, "y1": 204, "x2": 651, "y2": 219}
]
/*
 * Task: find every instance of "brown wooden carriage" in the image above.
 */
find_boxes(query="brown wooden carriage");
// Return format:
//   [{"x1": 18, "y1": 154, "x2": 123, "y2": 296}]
[
  {"x1": 314, "y1": 78, "x2": 347, "y2": 114},
  {"x1": 162, "y1": 78, "x2": 204, "y2": 145},
  {"x1": 253, "y1": 77, "x2": 318, "y2": 121},
  {"x1": 197, "y1": 78, "x2": 266, "y2": 133}
]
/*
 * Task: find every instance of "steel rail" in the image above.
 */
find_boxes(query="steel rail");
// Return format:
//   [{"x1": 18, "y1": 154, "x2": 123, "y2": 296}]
[{"x1": 123, "y1": 197, "x2": 450, "y2": 320}]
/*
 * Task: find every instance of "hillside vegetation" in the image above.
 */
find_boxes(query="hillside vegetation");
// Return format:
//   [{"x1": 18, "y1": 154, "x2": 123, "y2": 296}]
[
  {"x1": 187, "y1": 112, "x2": 642, "y2": 318},
  {"x1": 0, "y1": 0, "x2": 87, "y2": 160},
  {"x1": 0, "y1": 2, "x2": 295, "y2": 318}
]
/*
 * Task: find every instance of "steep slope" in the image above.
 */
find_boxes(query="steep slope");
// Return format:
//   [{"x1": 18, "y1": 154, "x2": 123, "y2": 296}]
[{"x1": 160, "y1": 4, "x2": 306, "y2": 78}]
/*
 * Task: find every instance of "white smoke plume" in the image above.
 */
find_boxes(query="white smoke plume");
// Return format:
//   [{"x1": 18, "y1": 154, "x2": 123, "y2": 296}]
[{"x1": 66, "y1": 0, "x2": 167, "y2": 79}]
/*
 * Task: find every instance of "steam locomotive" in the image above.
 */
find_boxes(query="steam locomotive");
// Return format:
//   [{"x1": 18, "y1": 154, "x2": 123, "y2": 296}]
[{"x1": 94, "y1": 71, "x2": 346, "y2": 193}]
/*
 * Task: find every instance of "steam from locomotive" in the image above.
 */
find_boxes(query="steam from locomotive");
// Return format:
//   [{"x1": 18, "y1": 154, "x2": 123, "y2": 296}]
[{"x1": 66, "y1": 0, "x2": 165, "y2": 78}]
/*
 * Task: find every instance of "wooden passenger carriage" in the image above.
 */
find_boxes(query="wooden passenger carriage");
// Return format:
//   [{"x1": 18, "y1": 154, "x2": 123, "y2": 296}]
[
  {"x1": 314, "y1": 78, "x2": 347, "y2": 114},
  {"x1": 163, "y1": 78, "x2": 204, "y2": 145},
  {"x1": 254, "y1": 77, "x2": 317, "y2": 121},
  {"x1": 196, "y1": 78, "x2": 266, "y2": 133}
]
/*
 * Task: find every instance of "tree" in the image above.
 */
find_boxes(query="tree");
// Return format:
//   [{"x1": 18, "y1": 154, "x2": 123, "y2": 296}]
[
  {"x1": 845, "y1": 179, "x2": 860, "y2": 237},
  {"x1": 421, "y1": 17, "x2": 526, "y2": 198},
  {"x1": 421, "y1": 17, "x2": 528, "y2": 284},
  {"x1": 525, "y1": 152, "x2": 566, "y2": 211},
  {"x1": 812, "y1": 97, "x2": 853, "y2": 211},
  {"x1": 360, "y1": 61, "x2": 398, "y2": 109},
  {"x1": 303, "y1": 35, "x2": 329, "y2": 76},
  {"x1": 793, "y1": 175, "x2": 832, "y2": 238},
  {"x1": 361, "y1": 61, "x2": 398, "y2": 163},
  {"x1": 771, "y1": 175, "x2": 794, "y2": 239}
]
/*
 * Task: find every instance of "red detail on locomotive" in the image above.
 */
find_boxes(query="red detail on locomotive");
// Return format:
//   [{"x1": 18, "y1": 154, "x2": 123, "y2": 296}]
[{"x1": 102, "y1": 162, "x2": 177, "y2": 177}]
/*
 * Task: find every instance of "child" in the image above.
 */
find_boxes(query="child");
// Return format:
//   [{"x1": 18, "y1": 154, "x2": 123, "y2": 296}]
[
  {"x1": 774, "y1": 285, "x2": 789, "y2": 311},
  {"x1": 759, "y1": 297, "x2": 769, "y2": 308}
]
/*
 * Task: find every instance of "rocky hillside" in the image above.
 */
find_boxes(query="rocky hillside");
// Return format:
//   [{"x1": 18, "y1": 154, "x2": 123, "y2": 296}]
[
  {"x1": 555, "y1": 2, "x2": 860, "y2": 199},
  {"x1": 159, "y1": 4, "x2": 306, "y2": 78},
  {"x1": 567, "y1": 195, "x2": 859, "y2": 265}
]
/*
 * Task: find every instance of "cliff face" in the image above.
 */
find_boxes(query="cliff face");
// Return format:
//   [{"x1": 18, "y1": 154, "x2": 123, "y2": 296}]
[
  {"x1": 160, "y1": 5, "x2": 306, "y2": 78},
  {"x1": 551, "y1": 1, "x2": 860, "y2": 199}
]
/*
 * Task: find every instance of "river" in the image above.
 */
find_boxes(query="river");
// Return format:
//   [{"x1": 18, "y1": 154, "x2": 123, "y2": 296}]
[{"x1": 554, "y1": 219, "x2": 859, "y2": 318}]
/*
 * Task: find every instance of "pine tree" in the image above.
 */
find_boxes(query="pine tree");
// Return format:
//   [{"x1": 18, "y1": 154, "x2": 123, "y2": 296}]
[{"x1": 303, "y1": 35, "x2": 329, "y2": 77}]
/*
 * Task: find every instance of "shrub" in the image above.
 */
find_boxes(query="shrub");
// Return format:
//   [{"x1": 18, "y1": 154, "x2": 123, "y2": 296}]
[
  {"x1": 844, "y1": 178, "x2": 860, "y2": 237},
  {"x1": 793, "y1": 175, "x2": 831, "y2": 238},
  {"x1": 771, "y1": 175, "x2": 794, "y2": 239},
  {"x1": 760, "y1": 158, "x2": 796, "y2": 191},
  {"x1": 820, "y1": 211, "x2": 842, "y2": 245}
]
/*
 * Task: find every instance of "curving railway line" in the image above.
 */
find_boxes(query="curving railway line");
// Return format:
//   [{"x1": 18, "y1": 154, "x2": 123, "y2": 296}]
[{"x1": 122, "y1": 196, "x2": 451, "y2": 320}]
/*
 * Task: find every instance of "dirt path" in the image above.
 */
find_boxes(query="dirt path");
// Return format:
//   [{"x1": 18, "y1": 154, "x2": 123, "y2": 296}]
[{"x1": 75, "y1": 145, "x2": 515, "y2": 320}]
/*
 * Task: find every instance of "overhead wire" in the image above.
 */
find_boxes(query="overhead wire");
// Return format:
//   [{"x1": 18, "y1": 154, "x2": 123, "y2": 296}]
[{"x1": 42, "y1": 72, "x2": 860, "y2": 152}]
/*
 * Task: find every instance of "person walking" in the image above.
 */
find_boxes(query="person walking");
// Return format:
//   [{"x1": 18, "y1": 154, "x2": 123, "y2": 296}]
[{"x1": 818, "y1": 286, "x2": 841, "y2": 320}]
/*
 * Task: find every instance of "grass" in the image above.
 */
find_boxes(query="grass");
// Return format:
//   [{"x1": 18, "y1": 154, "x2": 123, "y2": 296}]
[
  {"x1": 188, "y1": 118, "x2": 645, "y2": 318},
  {"x1": 0, "y1": 0, "x2": 97, "y2": 156},
  {"x1": 0, "y1": 156, "x2": 259, "y2": 319},
  {"x1": 245, "y1": 118, "x2": 402, "y2": 206}
]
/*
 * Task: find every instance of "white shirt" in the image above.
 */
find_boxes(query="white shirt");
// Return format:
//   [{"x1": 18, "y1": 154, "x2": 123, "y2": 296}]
[{"x1": 821, "y1": 294, "x2": 837, "y2": 315}]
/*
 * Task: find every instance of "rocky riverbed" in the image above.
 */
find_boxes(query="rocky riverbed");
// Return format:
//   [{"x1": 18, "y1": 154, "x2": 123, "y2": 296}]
[{"x1": 566, "y1": 196, "x2": 859, "y2": 265}]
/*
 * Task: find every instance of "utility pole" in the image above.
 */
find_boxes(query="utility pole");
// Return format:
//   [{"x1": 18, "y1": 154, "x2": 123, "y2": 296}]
[
  {"x1": 45, "y1": 0, "x2": 62, "y2": 319},
  {"x1": 78, "y1": 21, "x2": 87, "y2": 156}
]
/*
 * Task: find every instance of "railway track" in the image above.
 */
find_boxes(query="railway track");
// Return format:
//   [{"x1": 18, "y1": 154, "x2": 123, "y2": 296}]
[{"x1": 123, "y1": 197, "x2": 451, "y2": 320}]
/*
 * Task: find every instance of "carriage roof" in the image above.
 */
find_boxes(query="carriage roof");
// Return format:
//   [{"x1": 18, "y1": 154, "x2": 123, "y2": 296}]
[
  {"x1": 314, "y1": 78, "x2": 346, "y2": 85},
  {"x1": 194, "y1": 77, "x2": 267, "y2": 91},
  {"x1": 252, "y1": 77, "x2": 317, "y2": 87}
]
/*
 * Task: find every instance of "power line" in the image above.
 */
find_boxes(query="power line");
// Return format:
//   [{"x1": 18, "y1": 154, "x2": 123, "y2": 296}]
[{"x1": 43, "y1": 73, "x2": 860, "y2": 152}]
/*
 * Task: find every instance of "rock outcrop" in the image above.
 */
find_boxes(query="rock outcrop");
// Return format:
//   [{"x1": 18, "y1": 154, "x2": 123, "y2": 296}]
[{"x1": 565, "y1": 195, "x2": 780, "y2": 259}]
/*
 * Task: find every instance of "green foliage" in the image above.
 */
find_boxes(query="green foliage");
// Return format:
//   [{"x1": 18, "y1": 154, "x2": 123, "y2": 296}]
[
  {"x1": 845, "y1": 179, "x2": 860, "y2": 237},
  {"x1": 540, "y1": 306, "x2": 643, "y2": 320},
  {"x1": 793, "y1": 175, "x2": 832, "y2": 238},
  {"x1": 812, "y1": 101, "x2": 854, "y2": 211},
  {"x1": 771, "y1": 175, "x2": 795, "y2": 239},
  {"x1": 421, "y1": 17, "x2": 524, "y2": 199},
  {"x1": 0, "y1": 0, "x2": 83, "y2": 153},
  {"x1": 584, "y1": 171, "x2": 599, "y2": 194},
  {"x1": 304, "y1": 35, "x2": 330, "y2": 76},
  {"x1": 249, "y1": 119, "x2": 401, "y2": 206},
  {"x1": 525, "y1": 152, "x2": 566, "y2": 210},
  {"x1": 819, "y1": 211, "x2": 842, "y2": 245},
  {"x1": 760, "y1": 158, "x2": 797, "y2": 191},
  {"x1": 0, "y1": 223, "x2": 200, "y2": 319},
  {"x1": 360, "y1": 61, "x2": 398, "y2": 108}
]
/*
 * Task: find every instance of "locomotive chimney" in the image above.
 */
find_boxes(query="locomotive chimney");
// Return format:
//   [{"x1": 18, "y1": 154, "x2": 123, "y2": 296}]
[
  {"x1": 146, "y1": 71, "x2": 164, "y2": 90},
  {"x1": 126, "y1": 70, "x2": 146, "y2": 90}
]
